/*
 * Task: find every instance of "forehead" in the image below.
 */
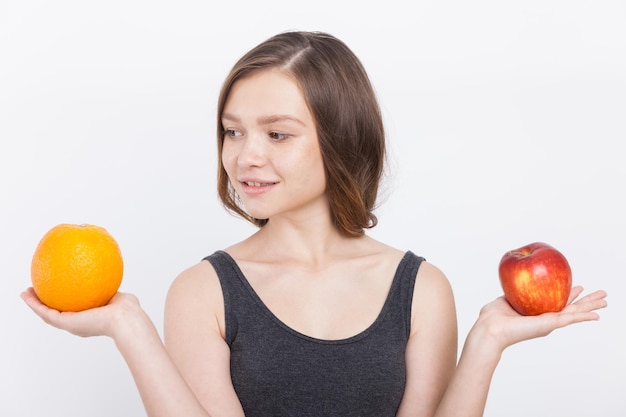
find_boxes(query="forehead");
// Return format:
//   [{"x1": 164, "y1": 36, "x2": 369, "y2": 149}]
[{"x1": 223, "y1": 69, "x2": 312, "y2": 123}]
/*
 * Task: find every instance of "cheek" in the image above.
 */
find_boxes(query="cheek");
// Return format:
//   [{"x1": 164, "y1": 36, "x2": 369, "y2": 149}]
[
  {"x1": 221, "y1": 144, "x2": 236, "y2": 175},
  {"x1": 309, "y1": 144, "x2": 326, "y2": 177},
  {"x1": 298, "y1": 146, "x2": 326, "y2": 188}
]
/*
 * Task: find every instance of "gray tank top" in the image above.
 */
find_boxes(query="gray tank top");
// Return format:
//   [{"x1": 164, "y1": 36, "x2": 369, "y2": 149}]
[{"x1": 204, "y1": 250, "x2": 424, "y2": 417}]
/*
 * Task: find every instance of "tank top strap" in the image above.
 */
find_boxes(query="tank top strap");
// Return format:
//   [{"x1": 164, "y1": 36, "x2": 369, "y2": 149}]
[
  {"x1": 203, "y1": 250, "x2": 247, "y2": 344},
  {"x1": 384, "y1": 250, "x2": 425, "y2": 338}
]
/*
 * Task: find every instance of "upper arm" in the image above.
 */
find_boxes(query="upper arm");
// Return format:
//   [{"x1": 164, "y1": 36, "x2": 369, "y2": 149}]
[
  {"x1": 396, "y1": 261, "x2": 458, "y2": 417},
  {"x1": 164, "y1": 261, "x2": 245, "y2": 417}
]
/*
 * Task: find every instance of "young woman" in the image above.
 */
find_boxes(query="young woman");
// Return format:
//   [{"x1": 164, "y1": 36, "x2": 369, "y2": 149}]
[{"x1": 22, "y1": 31, "x2": 607, "y2": 417}]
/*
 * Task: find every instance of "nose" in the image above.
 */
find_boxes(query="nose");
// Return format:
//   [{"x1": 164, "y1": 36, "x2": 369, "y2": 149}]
[{"x1": 237, "y1": 132, "x2": 267, "y2": 168}]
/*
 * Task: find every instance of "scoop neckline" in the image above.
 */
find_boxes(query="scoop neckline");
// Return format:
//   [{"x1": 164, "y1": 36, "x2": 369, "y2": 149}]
[{"x1": 215, "y1": 250, "x2": 414, "y2": 345}]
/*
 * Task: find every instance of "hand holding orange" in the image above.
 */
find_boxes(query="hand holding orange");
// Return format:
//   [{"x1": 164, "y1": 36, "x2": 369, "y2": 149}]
[{"x1": 31, "y1": 224, "x2": 124, "y2": 312}]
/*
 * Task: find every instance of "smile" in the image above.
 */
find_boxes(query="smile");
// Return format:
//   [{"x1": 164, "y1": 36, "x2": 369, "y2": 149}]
[
  {"x1": 239, "y1": 180, "x2": 279, "y2": 195},
  {"x1": 243, "y1": 181, "x2": 276, "y2": 187}
]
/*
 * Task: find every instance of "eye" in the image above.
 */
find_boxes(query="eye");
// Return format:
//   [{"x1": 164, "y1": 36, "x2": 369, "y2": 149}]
[
  {"x1": 269, "y1": 131, "x2": 290, "y2": 141},
  {"x1": 222, "y1": 129, "x2": 243, "y2": 139}
]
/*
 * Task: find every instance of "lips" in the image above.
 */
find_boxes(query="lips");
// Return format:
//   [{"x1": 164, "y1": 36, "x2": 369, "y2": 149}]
[
  {"x1": 238, "y1": 179, "x2": 278, "y2": 194},
  {"x1": 243, "y1": 181, "x2": 276, "y2": 187}
]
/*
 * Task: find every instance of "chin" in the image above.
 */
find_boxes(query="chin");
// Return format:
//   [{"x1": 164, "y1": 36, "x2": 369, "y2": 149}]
[{"x1": 240, "y1": 207, "x2": 272, "y2": 222}]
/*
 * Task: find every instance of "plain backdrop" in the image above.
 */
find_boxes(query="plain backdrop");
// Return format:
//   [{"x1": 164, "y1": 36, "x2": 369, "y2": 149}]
[{"x1": 1, "y1": 1, "x2": 624, "y2": 416}]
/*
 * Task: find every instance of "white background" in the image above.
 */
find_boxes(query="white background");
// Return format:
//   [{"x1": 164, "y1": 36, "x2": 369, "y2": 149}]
[{"x1": 1, "y1": 1, "x2": 624, "y2": 416}]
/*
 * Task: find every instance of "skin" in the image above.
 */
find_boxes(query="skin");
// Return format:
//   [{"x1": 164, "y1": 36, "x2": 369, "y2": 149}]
[{"x1": 21, "y1": 69, "x2": 608, "y2": 417}]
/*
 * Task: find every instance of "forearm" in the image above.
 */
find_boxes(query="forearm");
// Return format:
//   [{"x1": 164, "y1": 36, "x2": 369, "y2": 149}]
[
  {"x1": 432, "y1": 289, "x2": 607, "y2": 417},
  {"x1": 434, "y1": 328, "x2": 502, "y2": 417},
  {"x1": 113, "y1": 307, "x2": 211, "y2": 417}
]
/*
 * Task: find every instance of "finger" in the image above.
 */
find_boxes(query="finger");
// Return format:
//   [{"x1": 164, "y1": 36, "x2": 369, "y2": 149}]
[
  {"x1": 555, "y1": 311, "x2": 601, "y2": 330},
  {"x1": 577, "y1": 289, "x2": 608, "y2": 302},
  {"x1": 566, "y1": 287, "x2": 607, "y2": 306},
  {"x1": 563, "y1": 294, "x2": 608, "y2": 315},
  {"x1": 20, "y1": 287, "x2": 37, "y2": 301},
  {"x1": 567, "y1": 286, "x2": 584, "y2": 304},
  {"x1": 21, "y1": 288, "x2": 45, "y2": 312},
  {"x1": 569, "y1": 289, "x2": 608, "y2": 307},
  {"x1": 21, "y1": 288, "x2": 66, "y2": 325}
]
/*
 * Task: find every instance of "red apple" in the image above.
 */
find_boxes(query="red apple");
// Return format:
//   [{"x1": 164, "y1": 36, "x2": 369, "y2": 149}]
[{"x1": 498, "y1": 242, "x2": 572, "y2": 316}]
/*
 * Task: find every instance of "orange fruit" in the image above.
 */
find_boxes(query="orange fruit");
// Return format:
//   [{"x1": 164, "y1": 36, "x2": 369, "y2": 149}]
[{"x1": 31, "y1": 223, "x2": 124, "y2": 312}]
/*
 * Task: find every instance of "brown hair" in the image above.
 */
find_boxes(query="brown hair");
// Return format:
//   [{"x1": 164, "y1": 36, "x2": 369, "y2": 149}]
[{"x1": 217, "y1": 31, "x2": 386, "y2": 237}]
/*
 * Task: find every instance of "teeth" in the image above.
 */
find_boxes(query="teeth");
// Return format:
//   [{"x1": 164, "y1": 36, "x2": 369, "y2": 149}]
[{"x1": 245, "y1": 181, "x2": 270, "y2": 187}]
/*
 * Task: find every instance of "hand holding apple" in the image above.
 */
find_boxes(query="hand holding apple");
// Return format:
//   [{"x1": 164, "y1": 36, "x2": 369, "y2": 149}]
[{"x1": 498, "y1": 242, "x2": 572, "y2": 316}]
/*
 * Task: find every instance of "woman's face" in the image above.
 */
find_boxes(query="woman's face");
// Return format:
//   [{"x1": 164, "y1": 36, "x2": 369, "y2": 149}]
[{"x1": 220, "y1": 69, "x2": 328, "y2": 224}]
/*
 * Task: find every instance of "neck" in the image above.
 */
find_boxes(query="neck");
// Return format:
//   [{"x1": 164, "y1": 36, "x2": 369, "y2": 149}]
[{"x1": 242, "y1": 214, "x2": 363, "y2": 267}]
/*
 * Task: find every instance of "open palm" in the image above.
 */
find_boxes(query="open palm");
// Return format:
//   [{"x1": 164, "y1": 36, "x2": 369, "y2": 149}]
[
  {"x1": 21, "y1": 287, "x2": 141, "y2": 339},
  {"x1": 475, "y1": 286, "x2": 608, "y2": 351}
]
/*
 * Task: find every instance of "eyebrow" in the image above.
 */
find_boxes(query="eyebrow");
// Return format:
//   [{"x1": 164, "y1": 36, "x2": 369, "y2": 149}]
[{"x1": 221, "y1": 112, "x2": 306, "y2": 127}]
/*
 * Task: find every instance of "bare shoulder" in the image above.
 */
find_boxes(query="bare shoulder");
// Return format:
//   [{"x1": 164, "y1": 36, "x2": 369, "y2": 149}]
[
  {"x1": 166, "y1": 260, "x2": 222, "y2": 306},
  {"x1": 164, "y1": 259, "x2": 225, "y2": 338},
  {"x1": 411, "y1": 260, "x2": 457, "y2": 332},
  {"x1": 415, "y1": 261, "x2": 454, "y2": 294},
  {"x1": 166, "y1": 259, "x2": 220, "y2": 297}
]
